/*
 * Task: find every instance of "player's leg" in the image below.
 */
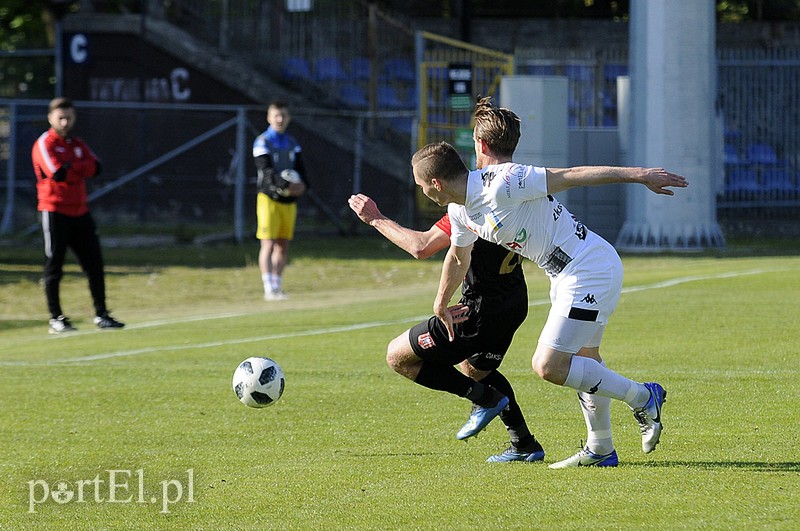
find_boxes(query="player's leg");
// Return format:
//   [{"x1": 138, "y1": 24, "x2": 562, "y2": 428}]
[
  {"x1": 268, "y1": 202, "x2": 296, "y2": 297},
  {"x1": 41, "y1": 211, "x2": 73, "y2": 332},
  {"x1": 256, "y1": 194, "x2": 287, "y2": 300},
  {"x1": 391, "y1": 323, "x2": 502, "y2": 405},
  {"x1": 398, "y1": 318, "x2": 508, "y2": 439},
  {"x1": 460, "y1": 299, "x2": 545, "y2": 461},
  {"x1": 534, "y1": 324, "x2": 651, "y2": 409},
  {"x1": 464, "y1": 365, "x2": 545, "y2": 463},
  {"x1": 69, "y1": 213, "x2": 121, "y2": 329},
  {"x1": 256, "y1": 193, "x2": 275, "y2": 298},
  {"x1": 575, "y1": 342, "x2": 614, "y2": 458},
  {"x1": 270, "y1": 238, "x2": 289, "y2": 290},
  {"x1": 540, "y1": 243, "x2": 666, "y2": 457}
]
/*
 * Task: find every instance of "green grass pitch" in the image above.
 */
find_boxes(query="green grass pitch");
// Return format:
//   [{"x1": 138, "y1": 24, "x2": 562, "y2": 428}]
[{"x1": 1, "y1": 238, "x2": 799, "y2": 529}]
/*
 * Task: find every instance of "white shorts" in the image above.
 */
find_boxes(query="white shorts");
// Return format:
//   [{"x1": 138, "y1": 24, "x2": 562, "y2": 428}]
[{"x1": 538, "y1": 235, "x2": 623, "y2": 354}]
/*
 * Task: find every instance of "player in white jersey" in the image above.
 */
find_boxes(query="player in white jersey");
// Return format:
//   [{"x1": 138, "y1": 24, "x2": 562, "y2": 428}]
[{"x1": 411, "y1": 99, "x2": 688, "y2": 467}]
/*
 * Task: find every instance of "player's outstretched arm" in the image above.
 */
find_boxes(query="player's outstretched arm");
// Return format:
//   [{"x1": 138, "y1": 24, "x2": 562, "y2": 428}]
[
  {"x1": 348, "y1": 193, "x2": 449, "y2": 259},
  {"x1": 434, "y1": 243, "x2": 473, "y2": 341},
  {"x1": 546, "y1": 166, "x2": 688, "y2": 195}
]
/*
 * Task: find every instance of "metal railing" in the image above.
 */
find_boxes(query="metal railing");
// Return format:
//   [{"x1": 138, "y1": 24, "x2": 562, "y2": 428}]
[{"x1": 0, "y1": 99, "x2": 415, "y2": 240}]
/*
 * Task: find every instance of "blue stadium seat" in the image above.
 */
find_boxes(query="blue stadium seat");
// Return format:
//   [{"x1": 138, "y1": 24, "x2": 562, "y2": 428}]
[
  {"x1": 762, "y1": 166, "x2": 794, "y2": 191},
  {"x1": 339, "y1": 84, "x2": 368, "y2": 108},
  {"x1": 351, "y1": 57, "x2": 371, "y2": 81},
  {"x1": 563, "y1": 64, "x2": 593, "y2": 82},
  {"x1": 378, "y1": 85, "x2": 405, "y2": 109},
  {"x1": 724, "y1": 144, "x2": 741, "y2": 164},
  {"x1": 526, "y1": 64, "x2": 555, "y2": 76},
  {"x1": 603, "y1": 64, "x2": 628, "y2": 81},
  {"x1": 390, "y1": 117, "x2": 414, "y2": 135},
  {"x1": 382, "y1": 58, "x2": 415, "y2": 82},
  {"x1": 314, "y1": 57, "x2": 348, "y2": 82},
  {"x1": 726, "y1": 166, "x2": 759, "y2": 192},
  {"x1": 746, "y1": 143, "x2": 778, "y2": 164},
  {"x1": 281, "y1": 57, "x2": 311, "y2": 81}
]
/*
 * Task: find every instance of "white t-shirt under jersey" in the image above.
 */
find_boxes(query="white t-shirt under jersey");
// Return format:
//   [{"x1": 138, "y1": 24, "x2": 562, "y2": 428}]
[{"x1": 447, "y1": 162, "x2": 599, "y2": 276}]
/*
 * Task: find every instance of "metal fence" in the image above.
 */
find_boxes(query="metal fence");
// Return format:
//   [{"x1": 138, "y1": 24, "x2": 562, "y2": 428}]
[
  {"x1": 515, "y1": 46, "x2": 629, "y2": 128},
  {"x1": 5, "y1": 2, "x2": 800, "y2": 238},
  {"x1": 0, "y1": 99, "x2": 415, "y2": 241},
  {"x1": 718, "y1": 47, "x2": 800, "y2": 210}
]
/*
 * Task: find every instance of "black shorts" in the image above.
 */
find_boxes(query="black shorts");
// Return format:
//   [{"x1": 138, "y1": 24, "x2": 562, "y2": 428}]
[{"x1": 408, "y1": 297, "x2": 528, "y2": 371}]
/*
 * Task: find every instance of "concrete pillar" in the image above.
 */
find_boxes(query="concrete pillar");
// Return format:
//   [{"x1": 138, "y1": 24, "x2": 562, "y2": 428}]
[{"x1": 617, "y1": 0, "x2": 725, "y2": 250}]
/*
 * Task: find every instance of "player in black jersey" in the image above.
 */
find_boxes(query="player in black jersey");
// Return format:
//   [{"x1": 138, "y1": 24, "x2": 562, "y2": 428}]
[{"x1": 348, "y1": 194, "x2": 544, "y2": 462}]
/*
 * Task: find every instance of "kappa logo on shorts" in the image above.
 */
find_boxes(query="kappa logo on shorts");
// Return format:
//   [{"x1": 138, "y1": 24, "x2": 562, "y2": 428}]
[{"x1": 418, "y1": 333, "x2": 436, "y2": 349}]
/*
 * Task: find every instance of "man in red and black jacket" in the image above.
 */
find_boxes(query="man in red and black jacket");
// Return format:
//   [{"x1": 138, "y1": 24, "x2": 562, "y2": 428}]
[{"x1": 32, "y1": 97, "x2": 124, "y2": 333}]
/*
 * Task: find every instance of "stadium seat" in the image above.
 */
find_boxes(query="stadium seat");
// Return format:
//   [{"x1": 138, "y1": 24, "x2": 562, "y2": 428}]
[
  {"x1": 382, "y1": 58, "x2": 415, "y2": 82},
  {"x1": 339, "y1": 84, "x2": 368, "y2": 108},
  {"x1": 281, "y1": 57, "x2": 311, "y2": 81},
  {"x1": 746, "y1": 143, "x2": 778, "y2": 164},
  {"x1": 525, "y1": 64, "x2": 555, "y2": 76},
  {"x1": 378, "y1": 85, "x2": 405, "y2": 109},
  {"x1": 724, "y1": 143, "x2": 741, "y2": 164},
  {"x1": 726, "y1": 166, "x2": 759, "y2": 192},
  {"x1": 390, "y1": 117, "x2": 414, "y2": 135},
  {"x1": 314, "y1": 57, "x2": 349, "y2": 83},
  {"x1": 762, "y1": 166, "x2": 794, "y2": 191},
  {"x1": 603, "y1": 64, "x2": 628, "y2": 81},
  {"x1": 563, "y1": 64, "x2": 593, "y2": 82},
  {"x1": 351, "y1": 57, "x2": 371, "y2": 81}
]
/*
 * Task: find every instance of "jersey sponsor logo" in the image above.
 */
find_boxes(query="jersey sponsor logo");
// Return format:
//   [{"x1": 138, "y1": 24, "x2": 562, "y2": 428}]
[
  {"x1": 552, "y1": 201, "x2": 564, "y2": 222},
  {"x1": 73, "y1": 147, "x2": 83, "y2": 158},
  {"x1": 481, "y1": 170, "x2": 497, "y2": 187},
  {"x1": 483, "y1": 352, "x2": 504, "y2": 361},
  {"x1": 506, "y1": 227, "x2": 527, "y2": 251},
  {"x1": 515, "y1": 166, "x2": 527, "y2": 189},
  {"x1": 486, "y1": 210, "x2": 503, "y2": 230},
  {"x1": 418, "y1": 333, "x2": 436, "y2": 349},
  {"x1": 573, "y1": 217, "x2": 587, "y2": 240},
  {"x1": 468, "y1": 211, "x2": 483, "y2": 222},
  {"x1": 503, "y1": 166, "x2": 527, "y2": 190},
  {"x1": 580, "y1": 293, "x2": 597, "y2": 304}
]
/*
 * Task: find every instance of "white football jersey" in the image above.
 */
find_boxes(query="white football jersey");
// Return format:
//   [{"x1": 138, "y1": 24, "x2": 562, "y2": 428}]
[{"x1": 447, "y1": 162, "x2": 597, "y2": 276}]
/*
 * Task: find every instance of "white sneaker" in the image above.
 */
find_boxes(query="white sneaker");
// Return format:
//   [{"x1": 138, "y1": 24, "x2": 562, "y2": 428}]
[
  {"x1": 633, "y1": 382, "x2": 667, "y2": 454},
  {"x1": 548, "y1": 447, "x2": 618, "y2": 469},
  {"x1": 49, "y1": 315, "x2": 76, "y2": 334},
  {"x1": 264, "y1": 289, "x2": 288, "y2": 301}
]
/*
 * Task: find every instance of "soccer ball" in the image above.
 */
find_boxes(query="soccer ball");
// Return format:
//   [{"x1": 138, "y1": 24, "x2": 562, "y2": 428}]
[
  {"x1": 279, "y1": 168, "x2": 302, "y2": 184},
  {"x1": 232, "y1": 357, "x2": 285, "y2": 408}
]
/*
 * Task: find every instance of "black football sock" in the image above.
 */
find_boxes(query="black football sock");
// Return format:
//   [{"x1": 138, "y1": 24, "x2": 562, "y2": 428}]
[
  {"x1": 463, "y1": 381, "x2": 505, "y2": 408},
  {"x1": 414, "y1": 362, "x2": 474, "y2": 397},
  {"x1": 478, "y1": 370, "x2": 526, "y2": 428}
]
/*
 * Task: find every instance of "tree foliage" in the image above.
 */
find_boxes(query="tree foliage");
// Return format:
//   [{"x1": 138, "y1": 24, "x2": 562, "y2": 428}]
[
  {"x1": 0, "y1": 1, "x2": 54, "y2": 97},
  {"x1": 384, "y1": 0, "x2": 800, "y2": 21},
  {"x1": 3, "y1": 0, "x2": 800, "y2": 99}
]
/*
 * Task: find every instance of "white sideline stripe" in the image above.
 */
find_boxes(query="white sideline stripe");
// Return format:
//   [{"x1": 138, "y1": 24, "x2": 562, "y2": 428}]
[{"x1": 0, "y1": 266, "x2": 792, "y2": 367}]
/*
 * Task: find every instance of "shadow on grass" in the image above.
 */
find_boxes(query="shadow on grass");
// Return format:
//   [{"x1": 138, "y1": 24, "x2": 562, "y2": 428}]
[
  {"x1": 0, "y1": 319, "x2": 42, "y2": 331},
  {"x1": 627, "y1": 461, "x2": 800, "y2": 472}
]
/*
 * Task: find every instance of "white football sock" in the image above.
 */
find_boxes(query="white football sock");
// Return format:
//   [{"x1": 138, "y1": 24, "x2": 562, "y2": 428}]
[
  {"x1": 564, "y1": 355, "x2": 648, "y2": 408},
  {"x1": 272, "y1": 274, "x2": 282, "y2": 291},
  {"x1": 576, "y1": 359, "x2": 614, "y2": 455},
  {"x1": 261, "y1": 273, "x2": 271, "y2": 294}
]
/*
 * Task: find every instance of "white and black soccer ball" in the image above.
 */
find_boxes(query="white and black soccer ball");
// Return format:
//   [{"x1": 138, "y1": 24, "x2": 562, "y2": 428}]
[{"x1": 232, "y1": 357, "x2": 285, "y2": 408}]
